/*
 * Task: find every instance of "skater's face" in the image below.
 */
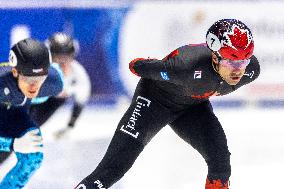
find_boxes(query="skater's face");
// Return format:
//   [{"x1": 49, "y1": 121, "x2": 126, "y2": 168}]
[
  {"x1": 212, "y1": 53, "x2": 249, "y2": 85},
  {"x1": 12, "y1": 68, "x2": 47, "y2": 98},
  {"x1": 52, "y1": 54, "x2": 73, "y2": 76}
]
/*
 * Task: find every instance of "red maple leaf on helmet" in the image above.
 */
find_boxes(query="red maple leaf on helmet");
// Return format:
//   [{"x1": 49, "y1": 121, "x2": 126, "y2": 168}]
[{"x1": 225, "y1": 25, "x2": 252, "y2": 50}]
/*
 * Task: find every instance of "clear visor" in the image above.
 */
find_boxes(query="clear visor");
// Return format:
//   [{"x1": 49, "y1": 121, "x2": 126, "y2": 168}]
[
  {"x1": 19, "y1": 74, "x2": 47, "y2": 84},
  {"x1": 219, "y1": 59, "x2": 251, "y2": 69}
]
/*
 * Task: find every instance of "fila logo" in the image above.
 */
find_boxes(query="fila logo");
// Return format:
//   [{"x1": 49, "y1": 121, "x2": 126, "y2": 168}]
[
  {"x1": 94, "y1": 180, "x2": 106, "y2": 189},
  {"x1": 194, "y1": 71, "x2": 202, "y2": 79},
  {"x1": 244, "y1": 71, "x2": 254, "y2": 78}
]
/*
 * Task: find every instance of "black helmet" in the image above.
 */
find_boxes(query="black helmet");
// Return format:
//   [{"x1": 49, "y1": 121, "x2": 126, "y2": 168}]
[
  {"x1": 47, "y1": 32, "x2": 75, "y2": 55},
  {"x1": 9, "y1": 38, "x2": 50, "y2": 76}
]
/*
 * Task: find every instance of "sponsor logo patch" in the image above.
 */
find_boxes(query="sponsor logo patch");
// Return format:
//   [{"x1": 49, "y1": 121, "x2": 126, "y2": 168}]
[
  {"x1": 32, "y1": 68, "x2": 44, "y2": 73},
  {"x1": 194, "y1": 71, "x2": 202, "y2": 79},
  {"x1": 94, "y1": 180, "x2": 106, "y2": 189},
  {"x1": 120, "y1": 96, "x2": 151, "y2": 138},
  {"x1": 160, "y1": 71, "x2": 169, "y2": 80}
]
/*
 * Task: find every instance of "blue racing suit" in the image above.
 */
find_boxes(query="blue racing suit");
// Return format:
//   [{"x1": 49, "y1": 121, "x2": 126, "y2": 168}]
[{"x1": 0, "y1": 64, "x2": 63, "y2": 189}]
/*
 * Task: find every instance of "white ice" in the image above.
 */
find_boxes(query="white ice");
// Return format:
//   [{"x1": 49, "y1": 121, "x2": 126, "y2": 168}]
[{"x1": 0, "y1": 103, "x2": 283, "y2": 189}]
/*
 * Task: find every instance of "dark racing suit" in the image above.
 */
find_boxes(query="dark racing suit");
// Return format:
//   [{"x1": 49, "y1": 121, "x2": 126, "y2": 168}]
[{"x1": 76, "y1": 44, "x2": 260, "y2": 189}]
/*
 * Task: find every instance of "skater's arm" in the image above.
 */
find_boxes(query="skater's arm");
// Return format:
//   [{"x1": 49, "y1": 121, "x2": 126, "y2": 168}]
[{"x1": 129, "y1": 47, "x2": 191, "y2": 85}]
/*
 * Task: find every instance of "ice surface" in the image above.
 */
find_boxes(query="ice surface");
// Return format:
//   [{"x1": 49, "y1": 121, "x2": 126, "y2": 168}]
[{"x1": 0, "y1": 105, "x2": 283, "y2": 189}]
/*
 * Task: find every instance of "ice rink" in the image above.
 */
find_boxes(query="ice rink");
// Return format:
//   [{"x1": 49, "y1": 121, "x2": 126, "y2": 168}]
[{"x1": 1, "y1": 102, "x2": 284, "y2": 189}]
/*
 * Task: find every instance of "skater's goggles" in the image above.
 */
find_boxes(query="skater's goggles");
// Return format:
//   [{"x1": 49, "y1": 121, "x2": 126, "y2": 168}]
[
  {"x1": 19, "y1": 74, "x2": 48, "y2": 84},
  {"x1": 219, "y1": 59, "x2": 250, "y2": 69}
]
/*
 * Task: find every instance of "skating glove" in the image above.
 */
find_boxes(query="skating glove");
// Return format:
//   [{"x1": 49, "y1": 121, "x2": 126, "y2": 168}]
[{"x1": 13, "y1": 129, "x2": 43, "y2": 153}]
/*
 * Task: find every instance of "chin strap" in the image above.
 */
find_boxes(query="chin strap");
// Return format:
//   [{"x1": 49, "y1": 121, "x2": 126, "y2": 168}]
[
  {"x1": 212, "y1": 51, "x2": 222, "y2": 73},
  {"x1": 212, "y1": 60, "x2": 219, "y2": 73}
]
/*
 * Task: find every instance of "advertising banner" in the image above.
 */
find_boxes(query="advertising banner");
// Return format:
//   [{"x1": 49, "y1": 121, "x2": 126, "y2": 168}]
[{"x1": 119, "y1": 1, "x2": 284, "y2": 106}]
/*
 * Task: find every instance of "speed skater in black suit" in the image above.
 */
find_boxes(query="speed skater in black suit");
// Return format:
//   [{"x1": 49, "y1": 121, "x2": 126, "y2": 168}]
[{"x1": 75, "y1": 19, "x2": 260, "y2": 189}]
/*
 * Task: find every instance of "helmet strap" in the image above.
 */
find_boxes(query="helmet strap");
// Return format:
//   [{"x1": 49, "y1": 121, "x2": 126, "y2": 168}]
[
  {"x1": 212, "y1": 60, "x2": 219, "y2": 73},
  {"x1": 213, "y1": 52, "x2": 222, "y2": 62},
  {"x1": 211, "y1": 52, "x2": 222, "y2": 73}
]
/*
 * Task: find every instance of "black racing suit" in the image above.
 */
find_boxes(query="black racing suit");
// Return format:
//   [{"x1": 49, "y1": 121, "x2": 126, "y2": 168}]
[{"x1": 76, "y1": 44, "x2": 260, "y2": 189}]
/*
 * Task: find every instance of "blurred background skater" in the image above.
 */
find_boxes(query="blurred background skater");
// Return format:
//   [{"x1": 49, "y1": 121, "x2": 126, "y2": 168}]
[
  {"x1": 30, "y1": 32, "x2": 91, "y2": 139},
  {"x1": 0, "y1": 33, "x2": 91, "y2": 167},
  {"x1": 0, "y1": 38, "x2": 63, "y2": 188}
]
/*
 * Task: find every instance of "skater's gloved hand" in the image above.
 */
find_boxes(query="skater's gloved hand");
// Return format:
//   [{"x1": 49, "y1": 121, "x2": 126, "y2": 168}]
[
  {"x1": 13, "y1": 129, "x2": 43, "y2": 153},
  {"x1": 129, "y1": 58, "x2": 146, "y2": 76}
]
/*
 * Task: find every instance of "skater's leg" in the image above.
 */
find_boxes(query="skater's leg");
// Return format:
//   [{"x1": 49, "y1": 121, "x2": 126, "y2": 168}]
[
  {"x1": 0, "y1": 107, "x2": 44, "y2": 189},
  {"x1": 170, "y1": 101, "x2": 230, "y2": 188},
  {"x1": 76, "y1": 81, "x2": 179, "y2": 189},
  {"x1": 0, "y1": 152, "x2": 43, "y2": 189}
]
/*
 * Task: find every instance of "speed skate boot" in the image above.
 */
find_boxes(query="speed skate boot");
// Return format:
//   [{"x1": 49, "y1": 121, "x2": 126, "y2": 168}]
[{"x1": 205, "y1": 178, "x2": 229, "y2": 189}]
